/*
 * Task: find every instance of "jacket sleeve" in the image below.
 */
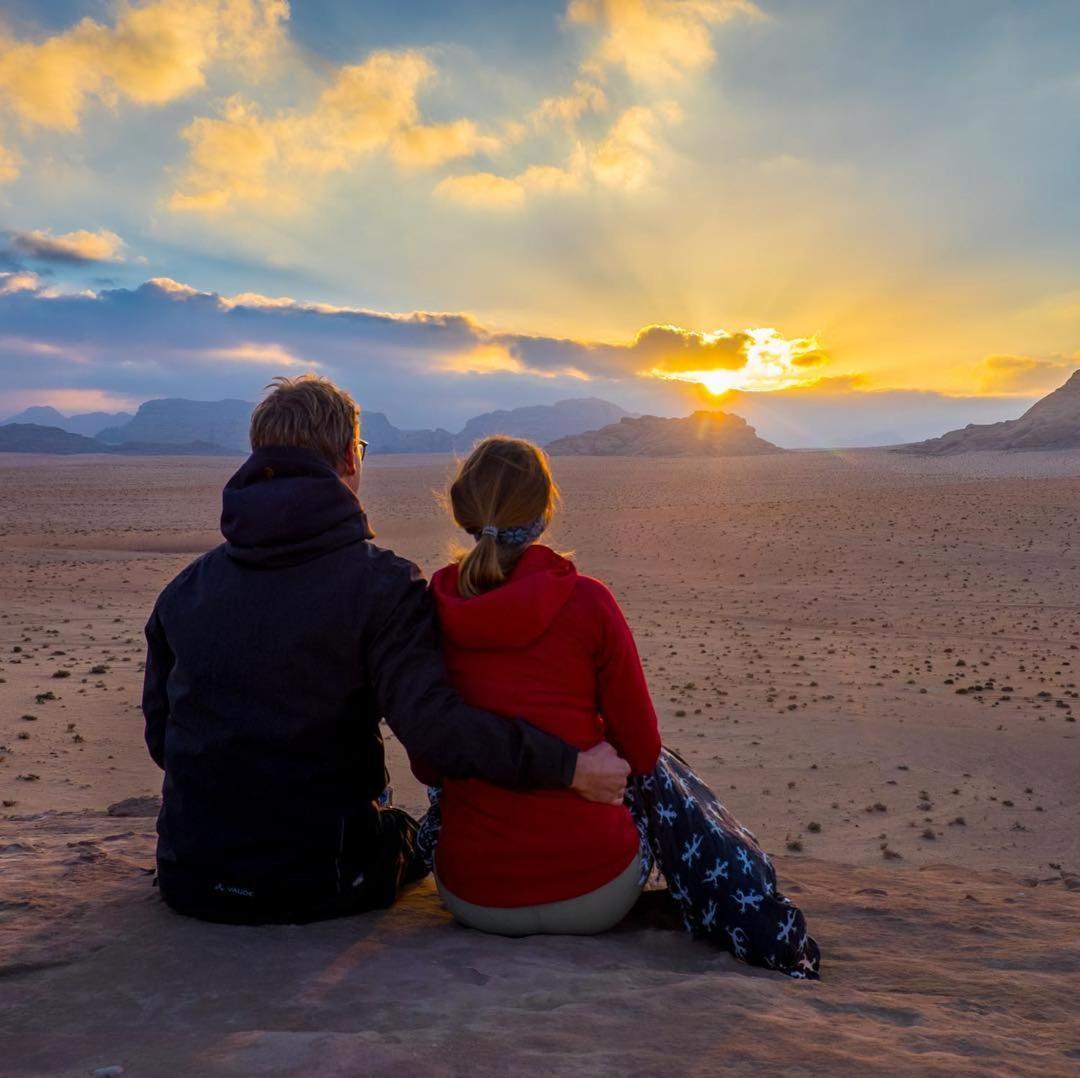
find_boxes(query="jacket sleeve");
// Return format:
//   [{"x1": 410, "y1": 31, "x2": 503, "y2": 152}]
[
  {"x1": 367, "y1": 556, "x2": 578, "y2": 790},
  {"x1": 410, "y1": 756, "x2": 443, "y2": 788},
  {"x1": 593, "y1": 582, "x2": 662, "y2": 776},
  {"x1": 142, "y1": 606, "x2": 174, "y2": 770}
]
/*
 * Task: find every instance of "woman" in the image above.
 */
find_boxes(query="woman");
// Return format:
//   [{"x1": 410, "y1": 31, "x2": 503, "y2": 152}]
[
  {"x1": 414, "y1": 436, "x2": 660, "y2": 935},
  {"x1": 414, "y1": 437, "x2": 821, "y2": 977}
]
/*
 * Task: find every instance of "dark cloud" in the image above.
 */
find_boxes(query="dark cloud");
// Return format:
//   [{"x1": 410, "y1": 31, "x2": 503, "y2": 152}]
[
  {"x1": 791, "y1": 349, "x2": 828, "y2": 368},
  {"x1": 501, "y1": 324, "x2": 757, "y2": 381},
  {"x1": 0, "y1": 250, "x2": 55, "y2": 276},
  {"x1": 623, "y1": 325, "x2": 752, "y2": 373},
  {"x1": 0, "y1": 278, "x2": 1043, "y2": 444},
  {"x1": 0, "y1": 278, "x2": 632, "y2": 427},
  {"x1": 6, "y1": 228, "x2": 125, "y2": 264}
]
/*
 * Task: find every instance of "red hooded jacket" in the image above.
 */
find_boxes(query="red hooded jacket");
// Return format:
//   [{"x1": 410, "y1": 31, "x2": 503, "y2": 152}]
[{"x1": 419, "y1": 544, "x2": 661, "y2": 907}]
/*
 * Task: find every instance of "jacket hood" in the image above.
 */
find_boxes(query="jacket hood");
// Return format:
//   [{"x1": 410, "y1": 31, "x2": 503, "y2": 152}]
[
  {"x1": 221, "y1": 446, "x2": 373, "y2": 567},
  {"x1": 431, "y1": 544, "x2": 578, "y2": 650}
]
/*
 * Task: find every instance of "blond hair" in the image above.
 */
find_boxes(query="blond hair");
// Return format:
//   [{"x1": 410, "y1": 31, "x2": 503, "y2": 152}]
[
  {"x1": 450, "y1": 436, "x2": 559, "y2": 598},
  {"x1": 250, "y1": 375, "x2": 359, "y2": 468}
]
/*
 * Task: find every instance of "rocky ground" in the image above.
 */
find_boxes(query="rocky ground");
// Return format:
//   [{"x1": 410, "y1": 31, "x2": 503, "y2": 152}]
[{"x1": 2, "y1": 449, "x2": 1079, "y2": 1075}]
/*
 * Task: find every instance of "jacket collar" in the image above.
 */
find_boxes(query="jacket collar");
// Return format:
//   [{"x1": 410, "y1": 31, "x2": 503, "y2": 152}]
[{"x1": 221, "y1": 446, "x2": 373, "y2": 567}]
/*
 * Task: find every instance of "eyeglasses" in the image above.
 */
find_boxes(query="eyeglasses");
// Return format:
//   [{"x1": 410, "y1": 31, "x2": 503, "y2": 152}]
[{"x1": 358, "y1": 438, "x2": 368, "y2": 462}]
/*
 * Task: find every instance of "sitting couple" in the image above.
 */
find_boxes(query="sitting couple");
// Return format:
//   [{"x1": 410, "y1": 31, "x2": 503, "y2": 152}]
[{"x1": 143, "y1": 375, "x2": 819, "y2": 978}]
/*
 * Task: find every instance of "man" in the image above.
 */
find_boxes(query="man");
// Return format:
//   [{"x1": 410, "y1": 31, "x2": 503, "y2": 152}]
[{"x1": 142, "y1": 375, "x2": 628, "y2": 925}]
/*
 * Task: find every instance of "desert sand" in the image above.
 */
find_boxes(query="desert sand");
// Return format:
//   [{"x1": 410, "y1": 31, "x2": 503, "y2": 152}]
[{"x1": 2, "y1": 449, "x2": 1079, "y2": 1076}]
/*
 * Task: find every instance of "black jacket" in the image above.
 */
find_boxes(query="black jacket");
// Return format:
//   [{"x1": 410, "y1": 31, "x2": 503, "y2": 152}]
[{"x1": 142, "y1": 447, "x2": 577, "y2": 915}]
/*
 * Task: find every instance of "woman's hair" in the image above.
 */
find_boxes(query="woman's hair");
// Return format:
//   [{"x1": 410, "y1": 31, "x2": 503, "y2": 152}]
[{"x1": 450, "y1": 436, "x2": 559, "y2": 598}]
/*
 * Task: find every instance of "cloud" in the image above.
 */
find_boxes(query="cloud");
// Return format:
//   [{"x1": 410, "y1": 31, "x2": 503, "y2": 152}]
[
  {"x1": 978, "y1": 353, "x2": 1080, "y2": 395},
  {"x1": 435, "y1": 154, "x2": 598, "y2": 208},
  {"x1": 170, "y1": 50, "x2": 499, "y2": 211},
  {"x1": 1, "y1": 387, "x2": 138, "y2": 415},
  {"x1": 443, "y1": 343, "x2": 589, "y2": 380},
  {"x1": 0, "y1": 276, "x2": 815, "y2": 423},
  {"x1": 0, "y1": 142, "x2": 19, "y2": 183},
  {"x1": 518, "y1": 162, "x2": 586, "y2": 194},
  {"x1": 0, "y1": 1, "x2": 754, "y2": 220},
  {"x1": 9, "y1": 228, "x2": 126, "y2": 264},
  {"x1": 144, "y1": 276, "x2": 201, "y2": 297},
  {"x1": 443, "y1": 343, "x2": 529, "y2": 375},
  {"x1": 0, "y1": 277, "x2": 500, "y2": 417},
  {"x1": 202, "y1": 341, "x2": 315, "y2": 367},
  {"x1": 627, "y1": 324, "x2": 752, "y2": 371},
  {"x1": 1, "y1": 275, "x2": 773, "y2": 394},
  {"x1": 435, "y1": 171, "x2": 527, "y2": 210},
  {"x1": 389, "y1": 121, "x2": 501, "y2": 169},
  {"x1": 437, "y1": 102, "x2": 676, "y2": 209},
  {"x1": 530, "y1": 80, "x2": 608, "y2": 126},
  {"x1": 588, "y1": 103, "x2": 678, "y2": 189},
  {"x1": 0, "y1": 270, "x2": 41, "y2": 294},
  {"x1": 566, "y1": 0, "x2": 764, "y2": 87},
  {"x1": 434, "y1": 2, "x2": 746, "y2": 213},
  {"x1": 638, "y1": 326, "x2": 830, "y2": 394},
  {"x1": 0, "y1": 0, "x2": 287, "y2": 132},
  {"x1": 0, "y1": 335, "x2": 73, "y2": 358},
  {"x1": 0, "y1": 276, "x2": 1049, "y2": 446}
]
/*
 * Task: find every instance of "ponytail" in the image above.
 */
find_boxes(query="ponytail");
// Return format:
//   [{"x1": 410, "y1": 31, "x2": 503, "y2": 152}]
[{"x1": 458, "y1": 532, "x2": 506, "y2": 598}]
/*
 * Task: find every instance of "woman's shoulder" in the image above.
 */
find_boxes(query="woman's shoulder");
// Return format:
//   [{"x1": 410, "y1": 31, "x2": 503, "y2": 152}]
[
  {"x1": 559, "y1": 573, "x2": 634, "y2": 655},
  {"x1": 565, "y1": 566, "x2": 625, "y2": 620},
  {"x1": 431, "y1": 561, "x2": 458, "y2": 587},
  {"x1": 429, "y1": 560, "x2": 462, "y2": 602}
]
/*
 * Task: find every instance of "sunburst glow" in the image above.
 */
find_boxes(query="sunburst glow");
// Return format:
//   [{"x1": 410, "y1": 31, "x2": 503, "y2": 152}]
[{"x1": 652, "y1": 328, "x2": 824, "y2": 395}]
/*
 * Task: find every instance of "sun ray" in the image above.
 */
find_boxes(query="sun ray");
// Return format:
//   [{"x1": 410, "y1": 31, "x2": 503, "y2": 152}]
[{"x1": 649, "y1": 328, "x2": 825, "y2": 395}]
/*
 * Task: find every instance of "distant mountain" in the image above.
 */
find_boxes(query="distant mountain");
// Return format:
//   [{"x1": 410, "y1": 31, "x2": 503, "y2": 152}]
[
  {"x1": 547, "y1": 410, "x2": 783, "y2": 456},
  {"x1": 899, "y1": 369, "x2": 1080, "y2": 454},
  {"x1": 456, "y1": 398, "x2": 631, "y2": 448},
  {"x1": 96, "y1": 398, "x2": 253, "y2": 448},
  {"x1": 2, "y1": 405, "x2": 67, "y2": 427},
  {"x1": 94, "y1": 400, "x2": 457, "y2": 455},
  {"x1": 361, "y1": 411, "x2": 453, "y2": 454},
  {"x1": 76, "y1": 395, "x2": 629, "y2": 454},
  {"x1": 1, "y1": 405, "x2": 133, "y2": 438},
  {"x1": 0, "y1": 423, "x2": 234, "y2": 456},
  {"x1": 0, "y1": 423, "x2": 107, "y2": 454},
  {"x1": 714, "y1": 387, "x2": 1031, "y2": 449}
]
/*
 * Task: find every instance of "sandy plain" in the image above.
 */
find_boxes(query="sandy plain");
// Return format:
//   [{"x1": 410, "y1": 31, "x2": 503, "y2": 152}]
[{"x1": 1, "y1": 449, "x2": 1079, "y2": 1076}]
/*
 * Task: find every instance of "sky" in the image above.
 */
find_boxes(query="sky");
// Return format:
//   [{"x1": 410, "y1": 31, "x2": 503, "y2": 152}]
[{"x1": 0, "y1": 0, "x2": 1077, "y2": 441}]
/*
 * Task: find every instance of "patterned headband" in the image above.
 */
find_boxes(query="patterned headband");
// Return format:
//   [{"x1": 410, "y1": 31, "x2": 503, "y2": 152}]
[{"x1": 475, "y1": 516, "x2": 547, "y2": 546}]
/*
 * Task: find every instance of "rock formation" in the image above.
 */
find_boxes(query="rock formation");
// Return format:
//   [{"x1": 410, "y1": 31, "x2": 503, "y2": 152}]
[
  {"x1": 900, "y1": 370, "x2": 1080, "y2": 454},
  {"x1": 547, "y1": 410, "x2": 783, "y2": 456}
]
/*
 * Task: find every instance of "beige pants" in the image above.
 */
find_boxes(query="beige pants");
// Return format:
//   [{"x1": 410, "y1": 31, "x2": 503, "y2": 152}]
[{"x1": 436, "y1": 854, "x2": 643, "y2": 937}]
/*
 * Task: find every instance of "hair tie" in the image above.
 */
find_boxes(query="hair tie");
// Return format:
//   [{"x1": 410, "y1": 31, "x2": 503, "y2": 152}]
[{"x1": 472, "y1": 517, "x2": 546, "y2": 546}]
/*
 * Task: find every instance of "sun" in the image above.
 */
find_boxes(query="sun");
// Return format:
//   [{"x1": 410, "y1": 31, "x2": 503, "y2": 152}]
[{"x1": 654, "y1": 328, "x2": 824, "y2": 395}]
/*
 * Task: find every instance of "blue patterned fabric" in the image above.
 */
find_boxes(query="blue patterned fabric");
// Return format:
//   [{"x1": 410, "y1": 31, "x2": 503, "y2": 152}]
[
  {"x1": 626, "y1": 748, "x2": 821, "y2": 979},
  {"x1": 415, "y1": 786, "x2": 442, "y2": 870}
]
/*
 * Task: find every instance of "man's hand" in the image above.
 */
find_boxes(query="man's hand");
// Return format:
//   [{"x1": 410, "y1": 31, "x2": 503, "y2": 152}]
[{"x1": 570, "y1": 742, "x2": 631, "y2": 804}]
